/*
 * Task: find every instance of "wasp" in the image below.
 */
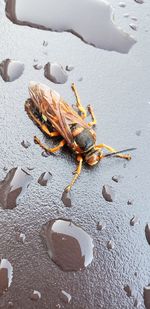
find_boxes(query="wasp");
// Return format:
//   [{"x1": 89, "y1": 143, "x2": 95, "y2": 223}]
[{"x1": 25, "y1": 82, "x2": 135, "y2": 192}]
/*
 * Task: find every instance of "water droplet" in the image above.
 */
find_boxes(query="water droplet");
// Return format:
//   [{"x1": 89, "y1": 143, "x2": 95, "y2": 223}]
[
  {"x1": 123, "y1": 13, "x2": 130, "y2": 18},
  {"x1": 40, "y1": 219, "x2": 94, "y2": 271},
  {"x1": 119, "y1": 2, "x2": 126, "y2": 8},
  {"x1": 124, "y1": 285, "x2": 132, "y2": 297},
  {"x1": 112, "y1": 175, "x2": 121, "y2": 183},
  {"x1": 134, "y1": 0, "x2": 144, "y2": 3},
  {"x1": 33, "y1": 59, "x2": 38, "y2": 63},
  {"x1": 144, "y1": 285, "x2": 150, "y2": 309},
  {"x1": 41, "y1": 151, "x2": 50, "y2": 157},
  {"x1": 127, "y1": 199, "x2": 134, "y2": 205},
  {"x1": 0, "y1": 167, "x2": 33, "y2": 209},
  {"x1": 43, "y1": 40, "x2": 48, "y2": 47},
  {"x1": 136, "y1": 130, "x2": 141, "y2": 136},
  {"x1": 33, "y1": 64, "x2": 43, "y2": 70},
  {"x1": 38, "y1": 172, "x2": 52, "y2": 186},
  {"x1": 8, "y1": 301, "x2": 14, "y2": 308},
  {"x1": 0, "y1": 259, "x2": 13, "y2": 296},
  {"x1": 129, "y1": 23, "x2": 137, "y2": 31},
  {"x1": 102, "y1": 185, "x2": 115, "y2": 202},
  {"x1": 134, "y1": 299, "x2": 141, "y2": 307},
  {"x1": 27, "y1": 167, "x2": 34, "y2": 171},
  {"x1": 44, "y1": 62, "x2": 68, "y2": 84},
  {"x1": 78, "y1": 77, "x2": 83, "y2": 82},
  {"x1": 131, "y1": 16, "x2": 138, "y2": 21},
  {"x1": 61, "y1": 290, "x2": 72, "y2": 303},
  {"x1": 5, "y1": 0, "x2": 136, "y2": 53},
  {"x1": 0, "y1": 59, "x2": 24, "y2": 82},
  {"x1": 130, "y1": 216, "x2": 139, "y2": 226},
  {"x1": 66, "y1": 65, "x2": 74, "y2": 72},
  {"x1": 17, "y1": 233, "x2": 26, "y2": 244},
  {"x1": 3, "y1": 167, "x2": 8, "y2": 172},
  {"x1": 61, "y1": 190, "x2": 72, "y2": 207},
  {"x1": 97, "y1": 221, "x2": 106, "y2": 231},
  {"x1": 107, "y1": 240, "x2": 114, "y2": 250},
  {"x1": 55, "y1": 305, "x2": 61, "y2": 308},
  {"x1": 145, "y1": 224, "x2": 150, "y2": 245},
  {"x1": 30, "y1": 290, "x2": 41, "y2": 301},
  {"x1": 21, "y1": 140, "x2": 31, "y2": 149}
]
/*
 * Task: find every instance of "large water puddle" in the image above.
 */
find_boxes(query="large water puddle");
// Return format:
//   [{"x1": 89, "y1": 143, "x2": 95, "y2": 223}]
[
  {"x1": 41, "y1": 219, "x2": 94, "y2": 271},
  {"x1": 6, "y1": 0, "x2": 136, "y2": 53}
]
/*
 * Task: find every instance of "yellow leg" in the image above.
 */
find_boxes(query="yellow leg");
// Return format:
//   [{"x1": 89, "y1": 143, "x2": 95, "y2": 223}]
[
  {"x1": 88, "y1": 104, "x2": 97, "y2": 127},
  {"x1": 34, "y1": 136, "x2": 66, "y2": 153},
  {"x1": 96, "y1": 144, "x2": 131, "y2": 160},
  {"x1": 65, "y1": 155, "x2": 83, "y2": 192},
  {"x1": 25, "y1": 100, "x2": 60, "y2": 137},
  {"x1": 71, "y1": 83, "x2": 87, "y2": 119}
]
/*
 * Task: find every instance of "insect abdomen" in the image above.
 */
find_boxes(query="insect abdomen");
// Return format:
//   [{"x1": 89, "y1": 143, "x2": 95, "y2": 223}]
[{"x1": 74, "y1": 127, "x2": 95, "y2": 152}]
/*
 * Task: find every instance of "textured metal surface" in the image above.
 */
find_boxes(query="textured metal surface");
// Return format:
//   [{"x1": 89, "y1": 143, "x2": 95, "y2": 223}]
[{"x1": 0, "y1": 0, "x2": 150, "y2": 308}]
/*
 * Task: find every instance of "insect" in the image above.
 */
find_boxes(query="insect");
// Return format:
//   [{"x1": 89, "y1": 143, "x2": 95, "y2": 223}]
[{"x1": 25, "y1": 81, "x2": 135, "y2": 192}]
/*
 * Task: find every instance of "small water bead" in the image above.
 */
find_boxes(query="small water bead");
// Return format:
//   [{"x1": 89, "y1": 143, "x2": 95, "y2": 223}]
[
  {"x1": 61, "y1": 290, "x2": 72, "y2": 303},
  {"x1": 21, "y1": 140, "x2": 31, "y2": 149},
  {"x1": 144, "y1": 286, "x2": 150, "y2": 309},
  {"x1": 44, "y1": 62, "x2": 68, "y2": 84},
  {"x1": 30, "y1": 290, "x2": 41, "y2": 301},
  {"x1": 130, "y1": 216, "x2": 139, "y2": 226},
  {"x1": 145, "y1": 224, "x2": 150, "y2": 245},
  {"x1": 43, "y1": 40, "x2": 48, "y2": 46},
  {"x1": 0, "y1": 59, "x2": 24, "y2": 82},
  {"x1": 107, "y1": 240, "x2": 114, "y2": 250},
  {"x1": 0, "y1": 259, "x2": 13, "y2": 296},
  {"x1": 66, "y1": 65, "x2": 74, "y2": 72},
  {"x1": 134, "y1": 0, "x2": 144, "y2": 3},
  {"x1": 38, "y1": 172, "x2": 52, "y2": 186},
  {"x1": 97, "y1": 222, "x2": 106, "y2": 231},
  {"x1": 119, "y1": 2, "x2": 126, "y2": 8},
  {"x1": 102, "y1": 185, "x2": 115, "y2": 202},
  {"x1": 0, "y1": 167, "x2": 33, "y2": 209},
  {"x1": 61, "y1": 190, "x2": 72, "y2": 207},
  {"x1": 33, "y1": 64, "x2": 43, "y2": 70},
  {"x1": 124, "y1": 285, "x2": 132, "y2": 297},
  {"x1": 129, "y1": 23, "x2": 137, "y2": 31}
]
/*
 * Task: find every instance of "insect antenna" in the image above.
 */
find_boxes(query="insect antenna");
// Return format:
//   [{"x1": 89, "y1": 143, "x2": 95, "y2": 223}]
[{"x1": 104, "y1": 148, "x2": 137, "y2": 158}]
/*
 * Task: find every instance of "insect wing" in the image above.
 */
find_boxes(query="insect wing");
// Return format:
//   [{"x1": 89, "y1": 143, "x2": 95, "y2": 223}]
[{"x1": 45, "y1": 90, "x2": 90, "y2": 145}]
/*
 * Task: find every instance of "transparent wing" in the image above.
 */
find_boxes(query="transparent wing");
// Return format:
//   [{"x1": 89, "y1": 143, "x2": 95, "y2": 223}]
[{"x1": 45, "y1": 90, "x2": 90, "y2": 145}]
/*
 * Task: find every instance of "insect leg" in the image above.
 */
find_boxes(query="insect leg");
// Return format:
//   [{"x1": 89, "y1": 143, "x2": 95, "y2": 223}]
[
  {"x1": 65, "y1": 155, "x2": 83, "y2": 192},
  {"x1": 34, "y1": 137, "x2": 66, "y2": 153},
  {"x1": 71, "y1": 83, "x2": 87, "y2": 119},
  {"x1": 96, "y1": 144, "x2": 131, "y2": 160},
  {"x1": 87, "y1": 105, "x2": 97, "y2": 126},
  {"x1": 25, "y1": 101, "x2": 60, "y2": 137}
]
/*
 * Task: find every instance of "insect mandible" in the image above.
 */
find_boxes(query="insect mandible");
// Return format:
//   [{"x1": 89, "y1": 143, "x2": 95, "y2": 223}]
[{"x1": 25, "y1": 82, "x2": 135, "y2": 192}]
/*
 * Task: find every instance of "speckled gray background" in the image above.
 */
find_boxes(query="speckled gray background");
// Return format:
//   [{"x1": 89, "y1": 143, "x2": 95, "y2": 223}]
[{"x1": 0, "y1": 0, "x2": 150, "y2": 308}]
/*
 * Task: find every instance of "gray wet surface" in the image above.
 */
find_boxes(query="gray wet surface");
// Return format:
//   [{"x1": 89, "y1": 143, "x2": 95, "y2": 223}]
[{"x1": 0, "y1": 0, "x2": 150, "y2": 308}]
